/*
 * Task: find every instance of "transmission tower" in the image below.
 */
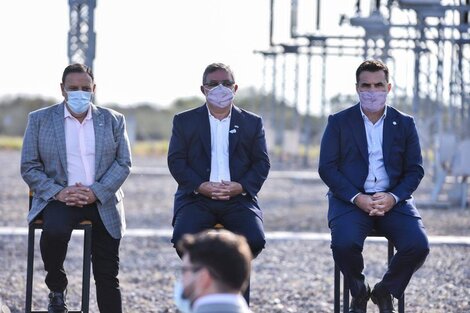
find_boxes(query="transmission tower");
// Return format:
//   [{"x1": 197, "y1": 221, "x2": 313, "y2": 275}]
[{"x1": 68, "y1": 0, "x2": 96, "y2": 70}]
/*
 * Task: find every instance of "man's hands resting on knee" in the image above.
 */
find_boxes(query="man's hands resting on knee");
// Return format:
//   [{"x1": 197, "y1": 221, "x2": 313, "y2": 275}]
[
  {"x1": 54, "y1": 182, "x2": 97, "y2": 207},
  {"x1": 354, "y1": 192, "x2": 396, "y2": 216},
  {"x1": 197, "y1": 180, "x2": 244, "y2": 200}
]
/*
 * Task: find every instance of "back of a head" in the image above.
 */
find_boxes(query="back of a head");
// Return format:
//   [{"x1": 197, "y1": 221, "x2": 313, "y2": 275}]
[{"x1": 178, "y1": 229, "x2": 252, "y2": 293}]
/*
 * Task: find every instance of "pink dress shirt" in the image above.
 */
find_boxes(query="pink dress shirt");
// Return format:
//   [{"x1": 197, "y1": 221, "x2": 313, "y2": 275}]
[{"x1": 64, "y1": 105, "x2": 95, "y2": 186}]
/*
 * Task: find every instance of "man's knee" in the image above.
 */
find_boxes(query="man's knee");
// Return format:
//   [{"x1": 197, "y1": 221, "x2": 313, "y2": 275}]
[
  {"x1": 41, "y1": 226, "x2": 72, "y2": 243},
  {"x1": 331, "y1": 238, "x2": 363, "y2": 259},
  {"x1": 402, "y1": 236, "x2": 430, "y2": 263},
  {"x1": 245, "y1": 233, "x2": 266, "y2": 258}
]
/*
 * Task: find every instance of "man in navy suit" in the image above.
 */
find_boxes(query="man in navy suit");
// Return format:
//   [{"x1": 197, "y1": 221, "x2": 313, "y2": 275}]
[
  {"x1": 319, "y1": 60, "x2": 429, "y2": 313},
  {"x1": 168, "y1": 63, "x2": 270, "y2": 260}
]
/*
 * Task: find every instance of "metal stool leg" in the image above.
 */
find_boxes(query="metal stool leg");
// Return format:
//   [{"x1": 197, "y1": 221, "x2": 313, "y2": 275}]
[
  {"x1": 334, "y1": 237, "x2": 406, "y2": 313},
  {"x1": 25, "y1": 223, "x2": 36, "y2": 313},
  {"x1": 81, "y1": 224, "x2": 92, "y2": 313},
  {"x1": 25, "y1": 222, "x2": 92, "y2": 313},
  {"x1": 343, "y1": 274, "x2": 349, "y2": 313},
  {"x1": 399, "y1": 295, "x2": 405, "y2": 313},
  {"x1": 334, "y1": 261, "x2": 350, "y2": 313},
  {"x1": 334, "y1": 263, "x2": 340, "y2": 313}
]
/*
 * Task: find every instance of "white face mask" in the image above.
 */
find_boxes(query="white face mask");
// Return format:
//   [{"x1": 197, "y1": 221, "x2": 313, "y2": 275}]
[
  {"x1": 205, "y1": 84, "x2": 234, "y2": 109},
  {"x1": 173, "y1": 280, "x2": 193, "y2": 313},
  {"x1": 66, "y1": 90, "x2": 92, "y2": 114},
  {"x1": 359, "y1": 91, "x2": 387, "y2": 113}
]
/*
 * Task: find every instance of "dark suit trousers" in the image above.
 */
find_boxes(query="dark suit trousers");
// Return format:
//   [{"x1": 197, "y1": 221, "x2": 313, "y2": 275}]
[
  {"x1": 39, "y1": 200, "x2": 122, "y2": 313},
  {"x1": 330, "y1": 208, "x2": 429, "y2": 299},
  {"x1": 172, "y1": 196, "x2": 266, "y2": 257}
]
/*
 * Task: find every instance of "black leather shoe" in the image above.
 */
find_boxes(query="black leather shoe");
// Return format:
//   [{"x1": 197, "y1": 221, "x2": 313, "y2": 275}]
[
  {"x1": 349, "y1": 284, "x2": 371, "y2": 313},
  {"x1": 48, "y1": 291, "x2": 68, "y2": 313},
  {"x1": 371, "y1": 283, "x2": 395, "y2": 313}
]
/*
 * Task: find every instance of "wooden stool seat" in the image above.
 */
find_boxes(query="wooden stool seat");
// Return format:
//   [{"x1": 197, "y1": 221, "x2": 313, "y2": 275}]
[{"x1": 32, "y1": 219, "x2": 92, "y2": 226}]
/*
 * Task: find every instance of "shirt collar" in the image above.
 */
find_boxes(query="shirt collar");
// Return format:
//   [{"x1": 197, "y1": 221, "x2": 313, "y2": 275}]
[
  {"x1": 64, "y1": 103, "x2": 93, "y2": 121},
  {"x1": 193, "y1": 293, "x2": 247, "y2": 310},
  {"x1": 206, "y1": 104, "x2": 231, "y2": 121},
  {"x1": 359, "y1": 104, "x2": 387, "y2": 123}
]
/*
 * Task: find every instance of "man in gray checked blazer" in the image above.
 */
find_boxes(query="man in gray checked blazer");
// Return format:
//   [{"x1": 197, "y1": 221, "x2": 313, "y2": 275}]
[{"x1": 21, "y1": 64, "x2": 131, "y2": 313}]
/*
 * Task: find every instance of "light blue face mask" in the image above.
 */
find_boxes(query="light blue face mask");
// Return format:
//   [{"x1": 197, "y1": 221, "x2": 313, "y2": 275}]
[
  {"x1": 173, "y1": 280, "x2": 192, "y2": 313},
  {"x1": 66, "y1": 90, "x2": 92, "y2": 114}
]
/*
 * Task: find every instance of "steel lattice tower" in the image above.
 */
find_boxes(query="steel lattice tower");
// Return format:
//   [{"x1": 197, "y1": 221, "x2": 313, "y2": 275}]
[{"x1": 68, "y1": 0, "x2": 96, "y2": 70}]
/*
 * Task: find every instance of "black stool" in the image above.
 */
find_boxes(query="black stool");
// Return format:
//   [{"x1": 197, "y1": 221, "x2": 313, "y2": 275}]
[
  {"x1": 25, "y1": 196, "x2": 92, "y2": 313},
  {"x1": 334, "y1": 230, "x2": 405, "y2": 313}
]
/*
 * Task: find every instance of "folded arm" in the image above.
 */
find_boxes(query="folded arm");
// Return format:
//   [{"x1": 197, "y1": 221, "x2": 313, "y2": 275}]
[
  {"x1": 21, "y1": 112, "x2": 63, "y2": 202},
  {"x1": 318, "y1": 115, "x2": 361, "y2": 203}
]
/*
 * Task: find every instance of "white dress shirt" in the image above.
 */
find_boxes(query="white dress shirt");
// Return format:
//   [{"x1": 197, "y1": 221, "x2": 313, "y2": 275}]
[
  {"x1": 193, "y1": 293, "x2": 251, "y2": 312},
  {"x1": 208, "y1": 108, "x2": 231, "y2": 182},
  {"x1": 351, "y1": 105, "x2": 398, "y2": 203},
  {"x1": 362, "y1": 106, "x2": 389, "y2": 193},
  {"x1": 64, "y1": 105, "x2": 95, "y2": 186}
]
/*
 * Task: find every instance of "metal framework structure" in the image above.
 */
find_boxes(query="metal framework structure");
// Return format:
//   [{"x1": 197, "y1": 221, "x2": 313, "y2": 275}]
[
  {"x1": 256, "y1": 0, "x2": 470, "y2": 168},
  {"x1": 68, "y1": 0, "x2": 96, "y2": 70}
]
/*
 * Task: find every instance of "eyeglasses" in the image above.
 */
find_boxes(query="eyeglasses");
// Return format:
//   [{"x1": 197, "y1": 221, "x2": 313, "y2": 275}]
[
  {"x1": 203, "y1": 80, "x2": 235, "y2": 88},
  {"x1": 181, "y1": 266, "x2": 203, "y2": 274}
]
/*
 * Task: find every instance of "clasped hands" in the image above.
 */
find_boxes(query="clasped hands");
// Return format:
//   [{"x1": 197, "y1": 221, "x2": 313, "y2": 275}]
[
  {"x1": 354, "y1": 192, "x2": 396, "y2": 216},
  {"x1": 197, "y1": 180, "x2": 243, "y2": 200},
  {"x1": 54, "y1": 182, "x2": 97, "y2": 207}
]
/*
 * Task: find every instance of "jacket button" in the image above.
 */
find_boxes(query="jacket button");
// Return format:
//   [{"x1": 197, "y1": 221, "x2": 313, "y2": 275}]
[{"x1": 206, "y1": 168, "x2": 210, "y2": 172}]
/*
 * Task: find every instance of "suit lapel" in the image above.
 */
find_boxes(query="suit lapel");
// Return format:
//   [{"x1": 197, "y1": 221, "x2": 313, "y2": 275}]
[
  {"x1": 229, "y1": 106, "x2": 241, "y2": 156},
  {"x1": 382, "y1": 106, "x2": 396, "y2": 166},
  {"x1": 198, "y1": 105, "x2": 211, "y2": 159},
  {"x1": 349, "y1": 104, "x2": 369, "y2": 162},
  {"x1": 53, "y1": 103, "x2": 68, "y2": 173},
  {"x1": 92, "y1": 105, "x2": 105, "y2": 175}
]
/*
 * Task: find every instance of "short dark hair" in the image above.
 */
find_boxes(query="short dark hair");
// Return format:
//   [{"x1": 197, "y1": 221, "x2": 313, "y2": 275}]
[
  {"x1": 62, "y1": 63, "x2": 94, "y2": 84},
  {"x1": 177, "y1": 230, "x2": 252, "y2": 292},
  {"x1": 202, "y1": 63, "x2": 235, "y2": 85},
  {"x1": 356, "y1": 60, "x2": 389, "y2": 83}
]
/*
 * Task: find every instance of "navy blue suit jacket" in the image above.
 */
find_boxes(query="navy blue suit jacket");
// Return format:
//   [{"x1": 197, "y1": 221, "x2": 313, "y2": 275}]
[
  {"x1": 318, "y1": 104, "x2": 424, "y2": 223},
  {"x1": 167, "y1": 104, "x2": 270, "y2": 221}
]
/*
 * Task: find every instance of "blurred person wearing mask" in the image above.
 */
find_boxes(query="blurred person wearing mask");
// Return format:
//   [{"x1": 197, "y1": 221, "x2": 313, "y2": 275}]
[
  {"x1": 21, "y1": 63, "x2": 131, "y2": 313},
  {"x1": 167, "y1": 63, "x2": 270, "y2": 304},
  {"x1": 318, "y1": 60, "x2": 429, "y2": 313},
  {"x1": 174, "y1": 229, "x2": 253, "y2": 313}
]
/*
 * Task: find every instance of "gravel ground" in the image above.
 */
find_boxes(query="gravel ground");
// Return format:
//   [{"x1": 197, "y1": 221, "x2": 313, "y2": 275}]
[{"x1": 1, "y1": 150, "x2": 469, "y2": 312}]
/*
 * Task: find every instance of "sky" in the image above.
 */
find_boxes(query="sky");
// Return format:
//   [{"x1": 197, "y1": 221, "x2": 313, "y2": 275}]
[{"x1": 0, "y1": 0, "x2": 414, "y2": 113}]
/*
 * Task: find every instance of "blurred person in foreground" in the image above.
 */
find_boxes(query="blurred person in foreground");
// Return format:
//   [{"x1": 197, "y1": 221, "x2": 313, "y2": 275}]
[
  {"x1": 174, "y1": 229, "x2": 253, "y2": 313},
  {"x1": 318, "y1": 60, "x2": 429, "y2": 313},
  {"x1": 0, "y1": 298, "x2": 10, "y2": 313},
  {"x1": 167, "y1": 63, "x2": 270, "y2": 303},
  {"x1": 21, "y1": 63, "x2": 131, "y2": 313}
]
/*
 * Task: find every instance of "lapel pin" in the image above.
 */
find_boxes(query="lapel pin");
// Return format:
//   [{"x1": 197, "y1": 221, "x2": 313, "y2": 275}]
[
  {"x1": 229, "y1": 129, "x2": 237, "y2": 134},
  {"x1": 392, "y1": 121, "x2": 397, "y2": 125},
  {"x1": 234, "y1": 125, "x2": 239, "y2": 128}
]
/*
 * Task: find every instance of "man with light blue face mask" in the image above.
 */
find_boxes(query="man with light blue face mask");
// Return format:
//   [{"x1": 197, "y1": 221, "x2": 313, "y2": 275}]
[
  {"x1": 318, "y1": 60, "x2": 429, "y2": 313},
  {"x1": 173, "y1": 230, "x2": 253, "y2": 313},
  {"x1": 21, "y1": 63, "x2": 131, "y2": 313},
  {"x1": 168, "y1": 63, "x2": 270, "y2": 305}
]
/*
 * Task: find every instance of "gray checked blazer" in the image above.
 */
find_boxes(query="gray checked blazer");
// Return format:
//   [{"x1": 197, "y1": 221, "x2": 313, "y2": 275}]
[{"x1": 20, "y1": 102, "x2": 132, "y2": 239}]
